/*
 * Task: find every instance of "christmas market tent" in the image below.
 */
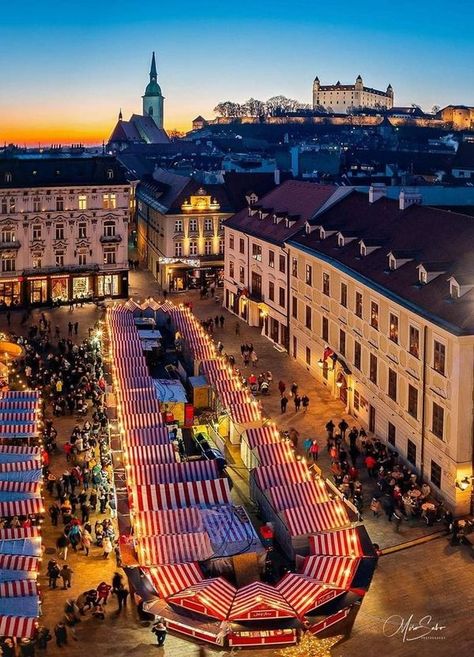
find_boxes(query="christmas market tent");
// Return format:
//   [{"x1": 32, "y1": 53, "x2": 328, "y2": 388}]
[
  {"x1": 252, "y1": 441, "x2": 295, "y2": 467},
  {"x1": 142, "y1": 562, "x2": 204, "y2": 599},
  {"x1": 267, "y1": 480, "x2": 331, "y2": 511},
  {"x1": 201, "y1": 505, "x2": 265, "y2": 560},
  {"x1": 166, "y1": 577, "x2": 237, "y2": 620},
  {"x1": 124, "y1": 444, "x2": 177, "y2": 466},
  {"x1": 136, "y1": 532, "x2": 214, "y2": 566},
  {"x1": 0, "y1": 615, "x2": 37, "y2": 639},
  {"x1": 276, "y1": 573, "x2": 346, "y2": 617},
  {"x1": 122, "y1": 427, "x2": 169, "y2": 447},
  {"x1": 129, "y1": 460, "x2": 219, "y2": 486},
  {"x1": 309, "y1": 526, "x2": 377, "y2": 558},
  {"x1": 132, "y1": 479, "x2": 232, "y2": 511},
  {"x1": 227, "y1": 582, "x2": 296, "y2": 621},
  {"x1": 133, "y1": 507, "x2": 203, "y2": 538},
  {"x1": 300, "y1": 555, "x2": 361, "y2": 589},
  {"x1": 240, "y1": 425, "x2": 280, "y2": 470}
]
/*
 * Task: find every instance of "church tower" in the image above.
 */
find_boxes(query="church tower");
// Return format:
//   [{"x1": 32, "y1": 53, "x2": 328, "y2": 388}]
[{"x1": 142, "y1": 52, "x2": 164, "y2": 129}]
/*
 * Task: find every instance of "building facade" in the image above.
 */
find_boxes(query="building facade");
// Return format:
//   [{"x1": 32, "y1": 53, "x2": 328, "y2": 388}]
[
  {"x1": 287, "y1": 188, "x2": 474, "y2": 514},
  {"x1": 313, "y1": 75, "x2": 394, "y2": 113},
  {"x1": 223, "y1": 181, "x2": 344, "y2": 349},
  {"x1": 0, "y1": 157, "x2": 129, "y2": 306}
]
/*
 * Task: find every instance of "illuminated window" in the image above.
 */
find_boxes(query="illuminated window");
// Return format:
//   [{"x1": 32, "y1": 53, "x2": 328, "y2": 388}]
[
  {"x1": 78, "y1": 195, "x2": 87, "y2": 210},
  {"x1": 305, "y1": 264, "x2": 313, "y2": 286},
  {"x1": 370, "y1": 301, "x2": 379, "y2": 329},
  {"x1": 204, "y1": 218, "x2": 213, "y2": 231},
  {"x1": 389, "y1": 313, "x2": 399, "y2": 343},
  {"x1": 291, "y1": 257, "x2": 298, "y2": 277},
  {"x1": 103, "y1": 194, "x2": 116, "y2": 209},
  {"x1": 104, "y1": 247, "x2": 116, "y2": 265},
  {"x1": 175, "y1": 241, "x2": 183, "y2": 257},
  {"x1": 409, "y1": 326, "x2": 419, "y2": 357},
  {"x1": 189, "y1": 240, "x2": 198, "y2": 256},
  {"x1": 322, "y1": 272, "x2": 330, "y2": 296},
  {"x1": 268, "y1": 250, "x2": 275, "y2": 268},
  {"x1": 32, "y1": 256, "x2": 42, "y2": 269},
  {"x1": 204, "y1": 240, "x2": 212, "y2": 255},
  {"x1": 1, "y1": 256, "x2": 15, "y2": 272},
  {"x1": 433, "y1": 340, "x2": 446, "y2": 375},
  {"x1": 1, "y1": 228, "x2": 15, "y2": 243},
  {"x1": 189, "y1": 219, "x2": 198, "y2": 233}
]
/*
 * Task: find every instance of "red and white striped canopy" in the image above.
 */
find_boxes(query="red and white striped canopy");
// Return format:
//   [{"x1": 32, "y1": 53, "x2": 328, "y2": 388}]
[
  {"x1": 0, "y1": 391, "x2": 40, "y2": 400},
  {"x1": 134, "y1": 507, "x2": 203, "y2": 537},
  {"x1": 301, "y1": 555, "x2": 360, "y2": 589},
  {"x1": 0, "y1": 580, "x2": 38, "y2": 598},
  {"x1": 228, "y1": 582, "x2": 296, "y2": 621},
  {"x1": 0, "y1": 423, "x2": 38, "y2": 436},
  {"x1": 0, "y1": 461, "x2": 40, "y2": 472},
  {"x1": 0, "y1": 481, "x2": 41, "y2": 494},
  {"x1": 125, "y1": 444, "x2": 177, "y2": 466},
  {"x1": 116, "y1": 386, "x2": 157, "y2": 400},
  {"x1": 0, "y1": 446, "x2": 41, "y2": 456},
  {"x1": 253, "y1": 441, "x2": 295, "y2": 466},
  {"x1": 228, "y1": 403, "x2": 261, "y2": 425},
  {"x1": 114, "y1": 377, "x2": 153, "y2": 389},
  {"x1": 276, "y1": 573, "x2": 345, "y2": 617},
  {"x1": 0, "y1": 413, "x2": 36, "y2": 422},
  {"x1": 245, "y1": 425, "x2": 280, "y2": 449},
  {"x1": 219, "y1": 390, "x2": 252, "y2": 407},
  {"x1": 130, "y1": 461, "x2": 219, "y2": 486},
  {"x1": 253, "y1": 461, "x2": 310, "y2": 490},
  {"x1": 136, "y1": 532, "x2": 214, "y2": 566},
  {"x1": 268, "y1": 480, "x2": 331, "y2": 512},
  {"x1": 132, "y1": 479, "x2": 232, "y2": 511},
  {"x1": 167, "y1": 577, "x2": 237, "y2": 621},
  {"x1": 310, "y1": 528, "x2": 366, "y2": 557},
  {"x1": 120, "y1": 399, "x2": 161, "y2": 416},
  {"x1": 283, "y1": 500, "x2": 350, "y2": 537},
  {"x1": 0, "y1": 526, "x2": 41, "y2": 540},
  {"x1": 143, "y1": 562, "x2": 203, "y2": 599},
  {"x1": 200, "y1": 359, "x2": 227, "y2": 382},
  {"x1": 214, "y1": 379, "x2": 242, "y2": 394},
  {"x1": 124, "y1": 427, "x2": 168, "y2": 446},
  {"x1": 0, "y1": 402, "x2": 37, "y2": 411},
  {"x1": 0, "y1": 615, "x2": 37, "y2": 639},
  {"x1": 0, "y1": 554, "x2": 39, "y2": 571},
  {"x1": 0, "y1": 498, "x2": 44, "y2": 518},
  {"x1": 121, "y1": 412, "x2": 163, "y2": 431}
]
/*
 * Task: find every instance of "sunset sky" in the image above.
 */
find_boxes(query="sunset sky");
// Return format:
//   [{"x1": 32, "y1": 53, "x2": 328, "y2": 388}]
[{"x1": 1, "y1": 0, "x2": 474, "y2": 145}]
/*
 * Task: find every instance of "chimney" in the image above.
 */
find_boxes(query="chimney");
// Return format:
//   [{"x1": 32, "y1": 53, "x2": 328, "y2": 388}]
[
  {"x1": 368, "y1": 183, "x2": 387, "y2": 203},
  {"x1": 399, "y1": 188, "x2": 422, "y2": 210},
  {"x1": 274, "y1": 169, "x2": 281, "y2": 185}
]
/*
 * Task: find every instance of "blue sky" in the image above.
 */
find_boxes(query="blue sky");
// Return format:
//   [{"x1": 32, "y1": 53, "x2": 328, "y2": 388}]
[{"x1": 1, "y1": 1, "x2": 474, "y2": 142}]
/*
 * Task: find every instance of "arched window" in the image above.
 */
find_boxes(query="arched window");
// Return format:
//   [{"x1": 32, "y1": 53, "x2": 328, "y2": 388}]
[
  {"x1": 106, "y1": 169, "x2": 114, "y2": 180},
  {"x1": 4, "y1": 172, "x2": 12, "y2": 183},
  {"x1": 148, "y1": 106, "x2": 153, "y2": 116}
]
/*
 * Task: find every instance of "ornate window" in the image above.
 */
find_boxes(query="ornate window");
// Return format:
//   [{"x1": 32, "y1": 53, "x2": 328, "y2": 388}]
[{"x1": 103, "y1": 221, "x2": 116, "y2": 237}]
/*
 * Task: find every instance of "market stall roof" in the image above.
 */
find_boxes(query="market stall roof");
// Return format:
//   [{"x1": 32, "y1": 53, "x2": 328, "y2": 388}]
[
  {"x1": 167, "y1": 577, "x2": 237, "y2": 621},
  {"x1": 276, "y1": 573, "x2": 345, "y2": 618},
  {"x1": 0, "y1": 423, "x2": 39, "y2": 437},
  {"x1": 0, "y1": 580, "x2": 38, "y2": 597},
  {"x1": 201, "y1": 505, "x2": 263, "y2": 558},
  {"x1": 0, "y1": 392, "x2": 40, "y2": 400},
  {"x1": 0, "y1": 498, "x2": 44, "y2": 518},
  {"x1": 244, "y1": 425, "x2": 280, "y2": 450},
  {"x1": 124, "y1": 444, "x2": 177, "y2": 466},
  {"x1": 136, "y1": 532, "x2": 214, "y2": 566},
  {"x1": 0, "y1": 539, "x2": 42, "y2": 558},
  {"x1": 130, "y1": 460, "x2": 219, "y2": 486},
  {"x1": 119, "y1": 399, "x2": 162, "y2": 416},
  {"x1": 0, "y1": 468, "x2": 43, "y2": 482},
  {"x1": 309, "y1": 526, "x2": 377, "y2": 558},
  {"x1": 0, "y1": 402, "x2": 37, "y2": 410},
  {"x1": 0, "y1": 481, "x2": 41, "y2": 494},
  {"x1": 132, "y1": 478, "x2": 232, "y2": 511},
  {"x1": 0, "y1": 527, "x2": 40, "y2": 541},
  {"x1": 0, "y1": 446, "x2": 41, "y2": 456},
  {"x1": 133, "y1": 507, "x2": 204, "y2": 537},
  {"x1": 0, "y1": 615, "x2": 37, "y2": 639},
  {"x1": 253, "y1": 441, "x2": 295, "y2": 467},
  {"x1": 143, "y1": 562, "x2": 204, "y2": 599},
  {"x1": 268, "y1": 480, "x2": 331, "y2": 511},
  {"x1": 214, "y1": 379, "x2": 243, "y2": 394},
  {"x1": 123, "y1": 426, "x2": 169, "y2": 447},
  {"x1": 0, "y1": 412, "x2": 36, "y2": 422},
  {"x1": 228, "y1": 403, "x2": 262, "y2": 425},
  {"x1": 253, "y1": 462, "x2": 310, "y2": 490},
  {"x1": 0, "y1": 596, "x2": 39, "y2": 617},
  {"x1": 153, "y1": 379, "x2": 187, "y2": 404},
  {"x1": 282, "y1": 500, "x2": 351, "y2": 537},
  {"x1": 219, "y1": 390, "x2": 253, "y2": 407},
  {"x1": 227, "y1": 582, "x2": 297, "y2": 622},
  {"x1": 301, "y1": 555, "x2": 360, "y2": 589}
]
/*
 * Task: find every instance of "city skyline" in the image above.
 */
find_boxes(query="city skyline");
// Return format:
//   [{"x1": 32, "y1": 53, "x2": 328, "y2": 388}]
[{"x1": 1, "y1": 0, "x2": 474, "y2": 144}]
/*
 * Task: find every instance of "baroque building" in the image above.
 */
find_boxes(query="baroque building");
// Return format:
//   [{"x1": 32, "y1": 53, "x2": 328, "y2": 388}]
[
  {"x1": 312, "y1": 75, "x2": 394, "y2": 113},
  {"x1": 0, "y1": 156, "x2": 130, "y2": 305}
]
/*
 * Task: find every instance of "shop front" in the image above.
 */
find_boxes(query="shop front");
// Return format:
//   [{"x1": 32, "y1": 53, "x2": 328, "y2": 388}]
[
  {"x1": 29, "y1": 278, "x2": 48, "y2": 305},
  {"x1": 0, "y1": 280, "x2": 21, "y2": 307},
  {"x1": 161, "y1": 257, "x2": 224, "y2": 292},
  {"x1": 51, "y1": 276, "x2": 69, "y2": 303},
  {"x1": 97, "y1": 273, "x2": 120, "y2": 297},
  {"x1": 72, "y1": 275, "x2": 92, "y2": 300}
]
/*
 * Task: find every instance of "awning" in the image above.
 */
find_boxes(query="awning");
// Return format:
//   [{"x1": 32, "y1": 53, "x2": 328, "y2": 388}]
[
  {"x1": 0, "y1": 615, "x2": 37, "y2": 639},
  {"x1": 0, "y1": 424, "x2": 38, "y2": 437},
  {"x1": 136, "y1": 532, "x2": 214, "y2": 566},
  {"x1": 125, "y1": 444, "x2": 177, "y2": 466},
  {"x1": 0, "y1": 402, "x2": 37, "y2": 411},
  {"x1": 0, "y1": 554, "x2": 39, "y2": 571},
  {"x1": 0, "y1": 498, "x2": 44, "y2": 518},
  {"x1": 0, "y1": 482, "x2": 41, "y2": 494},
  {"x1": 0, "y1": 461, "x2": 41, "y2": 473},
  {"x1": 0, "y1": 392, "x2": 40, "y2": 401},
  {"x1": 120, "y1": 399, "x2": 161, "y2": 416},
  {"x1": 309, "y1": 526, "x2": 377, "y2": 558},
  {"x1": 301, "y1": 555, "x2": 360, "y2": 589},
  {"x1": 0, "y1": 538, "x2": 42, "y2": 558},
  {"x1": 228, "y1": 403, "x2": 261, "y2": 425},
  {"x1": 0, "y1": 527, "x2": 40, "y2": 541},
  {"x1": 0, "y1": 580, "x2": 38, "y2": 597},
  {"x1": 283, "y1": 500, "x2": 350, "y2": 536},
  {"x1": 0, "y1": 469, "x2": 43, "y2": 482},
  {"x1": 0, "y1": 596, "x2": 40, "y2": 618},
  {"x1": 253, "y1": 441, "x2": 295, "y2": 466},
  {"x1": 130, "y1": 461, "x2": 219, "y2": 486},
  {"x1": 276, "y1": 573, "x2": 345, "y2": 617},
  {"x1": 133, "y1": 507, "x2": 203, "y2": 537},
  {"x1": 228, "y1": 582, "x2": 296, "y2": 621},
  {"x1": 167, "y1": 577, "x2": 236, "y2": 621},
  {"x1": 124, "y1": 427, "x2": 169, "y2": 447},
  {"x1": 132, "y1": 479, "x2": 232, "y2": 511},
  {"x1": 214, "y1": 379, "x2": 242, "y2": 394},
  {"x1": 121, "y1": 412, "x2": 163, "y2": 431},
  {"x1": 219, "y1": 390, "x2": 253, "y2": 407},
  {"x1": 245, "y1": 425, "x2": 280, "y2": 450},
  {"x1": 268, "y1": 480, "x2": 331, "y2": 511},
  {"x1": 253, "y1": 462, "x2": 310, "y2": 490},
  {"x1": 142, "y1": 562, "x2": 204, "y2": 598},
  {"x1": 0, "y1": 413, "x2": 36, "y2": 422},
  {"x1": 0, "y1": 446, "x2": 41, "y2": 456}
]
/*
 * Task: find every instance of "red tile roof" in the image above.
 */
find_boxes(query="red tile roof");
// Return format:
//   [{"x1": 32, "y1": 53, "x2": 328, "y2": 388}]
[
  {"x1": 290, "y1": 191, "x2": 474, "y2": 335},
  {"x1": 224, "y1": 181, "x2": 339, "y2": 245}
]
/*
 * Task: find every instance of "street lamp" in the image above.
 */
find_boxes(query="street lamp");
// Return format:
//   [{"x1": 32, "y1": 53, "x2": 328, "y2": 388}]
[{"x1": 456, "y1": 476, "x2": 473, "y2": 491}]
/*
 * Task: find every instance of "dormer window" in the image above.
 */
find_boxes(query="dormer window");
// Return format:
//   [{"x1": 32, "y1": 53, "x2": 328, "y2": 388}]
[
  {"x1": 388, "y1": 254, "x2": 397, "y2": 271},
  {"x1": 106, "y1": 169, "x2": 114, "y2": 180},
  {"x1": 4, "y1": 172, "x2": 12, "y2": 183},
  {"x1": 319, "y1": 227, "x2": 326, "y2": 240},
  {"x1": 450, "y1": 281, "x2": 460, "y2": 298},
  {"x1": 360, "y1": 243, "x2": 367, "y2": 257},
  {"x1": 419, "y1": 268, "x2": 428, "y2": 284},
  {"x1": 448, "y1": 276, "x2": 474, "y2": 298},
  {"x1": 338, "y1": 234, "x2": 345, "y2": 247}
]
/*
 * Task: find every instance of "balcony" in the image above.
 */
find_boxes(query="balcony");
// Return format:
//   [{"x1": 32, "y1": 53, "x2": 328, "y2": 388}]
[
  {"x1": 248, "y1": 290, "x2": 264, "y2": 303},
  {"x1": 100, "y1": 234, "x2": 122, "y2": 244},
  {"x1": 0, "y1": 241, "x2": 21, "y2": 250}
]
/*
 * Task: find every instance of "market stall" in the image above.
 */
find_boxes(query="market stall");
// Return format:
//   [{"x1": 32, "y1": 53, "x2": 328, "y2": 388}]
[{"x1": 240, "y1": 425, "x2": 280, "y2": 470}]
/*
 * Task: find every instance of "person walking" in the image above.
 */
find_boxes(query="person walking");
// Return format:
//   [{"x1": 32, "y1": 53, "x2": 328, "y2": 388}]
[
  {"x1": 116, "y1": 585, "x2": 129, "y2": 612},
  {"x1": 36, "y1": 626, "x2": 52, "y2": 650},
  {"x1": 151, "y1": 619, "x2": 167, "y2": 647},
  {"x1": 325, "y1": 419, "x2": 335, "y2": 441},
  {"x1": 219, "y1": 315, "x2": 224, "y2": 329},
  {"x1": 250, "y1": 350, "x2": 258, "y2": 368},
  {"x1": 280, "y1": 395, "x2": 288, "y2": 414},
  {"x1": 81, "y1": 529, "x2": 92, "y2": 556},
  {"x1": 96, "y1": 581, "x2": 111, "y2": 605},
  {"x1": 290, "y1": 382, "x2": 298, "y2": 397},
  {"x1": 294, "y1": 394, "x2": 301, "y2": 412},
  {"x1": 302, "y1": 394, "x2": 309, "y2": 412},
  {"x1": 60, "y1": 564, "x2": 73, "y2": 589},
  {"x1": 47, "y1": 559, "x2": 60, "y2": 589},
  {"x1": 338, "y1": 418, "x2": 349, "y2": 440},
  {"x1": 103, "y1": 536, "x2": 112, "y2": 559},
  {"x1": 74, "y1": 322, "x2": 79, "y2": 335},
  {"x1": 54, "y1": 622, "x2": 67, "y2": 647},
  {"x1": 278, "y1": 380, "x2": 286, "y2": 396},
  {"x1": 309, "y1": 440, "x2": 319, "y2": 462},
  {"x1": 235, "y1": 321, "x2": 240, "y2": 336}
]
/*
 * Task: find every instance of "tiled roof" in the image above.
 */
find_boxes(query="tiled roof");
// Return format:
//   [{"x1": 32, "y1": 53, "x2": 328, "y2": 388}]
[
  {"x1": 290, "y1": 190, "x2": 474, "y2": 335},
  {"x1": 224, "y1": 181, "x2": 339, "y2": 246},
  {"x1": 0, "y1": 156, "x2": 128, "y2": 188}
]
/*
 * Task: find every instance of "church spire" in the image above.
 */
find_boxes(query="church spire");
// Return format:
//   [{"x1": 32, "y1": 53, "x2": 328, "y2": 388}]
[
  {"x1": 150, "y1": 51, "x2": 157, "y2": 82},
  {"x1": 118, "y1": 108, "x2": 123, "y2": 121}
]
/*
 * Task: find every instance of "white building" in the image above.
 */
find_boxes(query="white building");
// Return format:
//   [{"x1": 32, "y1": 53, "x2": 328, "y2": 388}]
[
  {"x1": 0, "y1": 156, "x2": 130, "y2": 305},
  {"x1": 313, "y1": 75, "x2": 393, "y2": 113}
]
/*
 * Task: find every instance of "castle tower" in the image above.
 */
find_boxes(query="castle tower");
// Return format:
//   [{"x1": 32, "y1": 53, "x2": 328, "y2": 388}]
[
  {"x1": 142, "y1": 52, "x2": 164, "y2": 129},
  {"x1": 312, "y1": 76, "x2": 320, "y2": 109}
]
